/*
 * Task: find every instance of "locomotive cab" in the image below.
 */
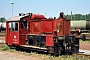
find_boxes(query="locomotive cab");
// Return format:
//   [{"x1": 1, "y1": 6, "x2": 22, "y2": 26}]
[
  {"x1": 6, "y1": 16, "x2": 29, "y2": 46},
  {"x1": 6, "y1": 17, "x2": 20, "y2": 45}
]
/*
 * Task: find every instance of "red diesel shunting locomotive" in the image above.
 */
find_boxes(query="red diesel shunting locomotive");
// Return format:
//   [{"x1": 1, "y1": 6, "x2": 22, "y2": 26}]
[{"x1": 6, "y1": 12, "x2": 85, "y2": 55}]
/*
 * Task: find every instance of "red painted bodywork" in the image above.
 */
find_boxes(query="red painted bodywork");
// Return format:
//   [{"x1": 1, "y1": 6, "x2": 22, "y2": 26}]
[
  {"x1": 19, "y1": 17, "x2": 30, "y2": 45},
  {"x1": 31, "y1": 20, "x2": 41, "y2": 34},
  {"x1": 11, "y1": 31, "x2": 19, "y2": 45},
  {"x1": 6, "y1": 16, "x2": 30, "y2": 46},
  {"x1": 6, "y1": 22, "x2": 19, "y2": 45},
  {"x1": 46, "y1": 35, "x2": 54, "y2": 46},
  {"x1": 5, "y1": 22, "x2": 8, "y2": 44},
  {"x1": 31, "y1": 14, "x2": 45, "y2": 19},
  {"x1": 63, "y1": 19, "x2": 70, "y2": 35},
  {"x1": 30, "y1": 19, "x2": 53, "y2": 34},
  {"x1": 41, "y1": 20, "x2": 53, "y2": 34},
  {"x1": 6, "y1": 13, "x2": 70, "y2": 47},
  {"x1": 53, "y1": 19, "x2": 64, "y2": 36}
]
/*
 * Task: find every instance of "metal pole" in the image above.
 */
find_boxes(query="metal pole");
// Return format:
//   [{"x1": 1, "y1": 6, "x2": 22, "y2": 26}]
[
  {"x1": 10, "y1": 2, "x2": 14, "y2": 17},
  {"x1": 12, "y1": 4, "x2": 13, "y2": 17},
  {"x1": 71, "y1": 11, "x2": 72, "y2": 20}
]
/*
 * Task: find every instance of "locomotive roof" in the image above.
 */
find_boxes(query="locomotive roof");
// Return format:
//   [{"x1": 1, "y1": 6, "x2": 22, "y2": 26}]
[{"x1": 6, "y1": 16, "x2": 24, "y2": 22}]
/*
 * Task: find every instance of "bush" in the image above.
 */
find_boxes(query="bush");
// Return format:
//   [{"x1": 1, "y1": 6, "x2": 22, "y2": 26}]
[{"x1": 1, "y1": 46, "x2": 10, "y2": 51}]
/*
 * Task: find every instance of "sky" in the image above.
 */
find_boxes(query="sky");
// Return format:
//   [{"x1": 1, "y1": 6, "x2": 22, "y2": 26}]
[{"x1": 0, "y1": 0, "x2": 90, "y2": 19}]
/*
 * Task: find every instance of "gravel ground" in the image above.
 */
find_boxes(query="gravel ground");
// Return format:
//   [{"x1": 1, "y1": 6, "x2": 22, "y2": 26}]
[
  {"x1": 0, "y1": 51, "x2": 42, "y2": 60},
  {"x1": 80, "y1": 42, "x2": 90, "y2": 50},
  {"x1": 0, "y1": 37, "x2": 5, "y2": 40},
  {"x1": 79, "y1": 49, "x2": 90, "y2": 55}
]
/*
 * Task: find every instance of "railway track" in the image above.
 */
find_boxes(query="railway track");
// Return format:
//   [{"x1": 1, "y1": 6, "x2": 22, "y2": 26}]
[
  {"x1": 0, "y1": 31, "x2": 5, "y2": 36},
  {"x1": 0, "y1": 34, "x2": 5, "y2": 36}
]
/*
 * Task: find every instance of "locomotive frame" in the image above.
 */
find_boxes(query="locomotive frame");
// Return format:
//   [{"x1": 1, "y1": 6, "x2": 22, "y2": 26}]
[{"x1": 6, "y1": 12, "x2": 85, "y2": 55}]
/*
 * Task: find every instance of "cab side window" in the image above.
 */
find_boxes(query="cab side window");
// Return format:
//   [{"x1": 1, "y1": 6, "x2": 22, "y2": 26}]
[{"x1": 21, "y1": 20, "x2": 28, "y2": 29}]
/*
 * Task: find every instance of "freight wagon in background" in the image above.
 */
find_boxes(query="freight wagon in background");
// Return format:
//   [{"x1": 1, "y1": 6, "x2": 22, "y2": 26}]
[
  {"x1": 6, "y1": 12, "x2": 85, "y2": 55},
  {"x1": 71, "y1": 20, "x2": 90, "y2": 40},
  {"x1": 0, "y1": 22, "x2": 6, "y2": 32},
  {"x1": 71, "y1": 20, "x2": 90, "y2": 32}
]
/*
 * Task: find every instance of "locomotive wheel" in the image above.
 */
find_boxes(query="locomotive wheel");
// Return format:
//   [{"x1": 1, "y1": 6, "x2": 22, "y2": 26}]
[
  {"x1": 81, "y1": 34, "x2": 86, "y2": 41},
  {"x1": 36, "y1": 40, "x2": 39, "y2": 46},
  {"x1": 54, "y1": 42, "x2": 62, "y2": 56},
  {"x1": 72, "y1": 38, "x2": 79, "y2": 53},
  {"x1": 54, "y1": 47, "x2": 62, "y2": 56},
  {"x1": 15, "y1": 46, "x2": 23, "y2": 51},
  {"x1": 64, "y1": 35, "x2": 69, "y2": 43},
  {"x1": 58, "y1": 47, "x2": 62, "y2": 55},
  {"x1": 15, "y1": 47, "x2": 21, "y2": 51},
  {"x1": 8, "y1": 45, "x2": 15, "y2": 49},
  {"x1": 47, "y1": 47, "x2": 54, "y2": 54},
  {"x1": 40, "y1": 42, "x2": 46, "y2": 47}
]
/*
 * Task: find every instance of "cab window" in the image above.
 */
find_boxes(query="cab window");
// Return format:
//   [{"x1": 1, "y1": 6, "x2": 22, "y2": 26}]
[
  {"x1": 21, "y1": 20, "x2": 28, "y2": 29},
  {"x1": 12, "y1": 22, "x2": 18, "y2": 31},
  {"x1": 8, "y1": 22, "x2": 11, "y2": 31}
]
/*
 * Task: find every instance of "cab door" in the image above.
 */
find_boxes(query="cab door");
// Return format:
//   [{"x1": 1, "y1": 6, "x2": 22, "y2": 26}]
[
  {"x1": 6, "y1": 22, "x2": 12, "y2": 45},
  {"x1": 11, "y1": 22, "x2": 19, "y2": 45}
]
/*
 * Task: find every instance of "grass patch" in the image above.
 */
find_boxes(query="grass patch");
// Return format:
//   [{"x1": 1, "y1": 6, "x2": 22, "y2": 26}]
[
  {"x1": 1, "y1": 45, "x2": 10, "y2": 51},
  {"x1": 80, "y1": 40, "x2": 90, "y2": 43},
  {"x1": 25, "y1": 51, "x2": 89, "y2": 60}
]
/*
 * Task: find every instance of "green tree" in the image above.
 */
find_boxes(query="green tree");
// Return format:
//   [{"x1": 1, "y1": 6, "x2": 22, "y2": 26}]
[
  {"x1": 0, "y1": 17, "x2": 6, "y2": 23},
  {"x1": 64, "y1": 13, "x2": 90, "y2": 21}
]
